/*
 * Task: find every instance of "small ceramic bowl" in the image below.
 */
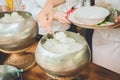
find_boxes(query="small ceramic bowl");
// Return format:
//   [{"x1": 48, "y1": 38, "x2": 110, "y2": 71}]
[{"x1": 73, "y1": 6, "x2": 110, "y2": 25}]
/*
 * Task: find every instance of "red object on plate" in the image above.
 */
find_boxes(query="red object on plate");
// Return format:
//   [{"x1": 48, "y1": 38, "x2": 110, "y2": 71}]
[{"x1": 66, "y1": 8, "x2": 77, "y2": 20}]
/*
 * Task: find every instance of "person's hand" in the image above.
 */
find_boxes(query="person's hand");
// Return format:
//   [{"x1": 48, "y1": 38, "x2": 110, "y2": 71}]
[
  {"x1": 110, "y1": 15, "x2": 120, "y2": 28},
  {"x1": 19, "y1": 4, "x2": 26, "y2": 10},
  {"x1": 54, "y1": 12, "x2": 71, "y2": 24},
  {"x1": 0, "y1": 6, "x2": 9, "y2": 12},
  {"x1": 38, "y1": 3, "x2": 54, "y2": 34}
]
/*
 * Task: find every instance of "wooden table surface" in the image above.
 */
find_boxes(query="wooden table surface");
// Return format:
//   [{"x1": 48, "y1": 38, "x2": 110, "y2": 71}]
[
  {"x1": 22, "y1": 63, "x2": 120, "y2": 80},
  {"x1": 0, "y1": 41, "x2": 120, "y2": 80},
  {"x1": 23, "y1": 42, "x2": 120, "y2": 80}
]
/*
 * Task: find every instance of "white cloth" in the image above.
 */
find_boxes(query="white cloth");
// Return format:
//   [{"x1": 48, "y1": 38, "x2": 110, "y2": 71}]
[
  {"x1": 22, "y1": 0, "x2": 41, "y2": 20},
  {"x1": 22, "y1": 0, "x2": 70, "y2": 35},
  {"x1": 93, "y1": 0, "x2": 120, "y2": 74},
  {"x1": 93, "y1": 29, "x2": 120, "y2": 74},
  {"x1": 0, "y1": 0, "x2": 7, "y2": 6}
]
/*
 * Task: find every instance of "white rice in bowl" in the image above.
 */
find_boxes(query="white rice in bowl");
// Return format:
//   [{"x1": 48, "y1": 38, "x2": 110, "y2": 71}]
[
  {"x1": 0, "y1": 12, "x2": 24, "y2": 23},
  {"x1": 43, "y1": 32, "x2": 83, "y2": 53}
]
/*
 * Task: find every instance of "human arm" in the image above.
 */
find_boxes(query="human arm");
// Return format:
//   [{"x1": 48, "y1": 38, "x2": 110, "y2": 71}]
[
  {"x1": 19, "y1": 4, "x2": 26, "y2": 10},
  {"x1": 0, "y1": 0, "x2": 9, "y2": 12},
  {"x1": 95, "y1": 0, "x2": 120, "y2": 28},
  {"x1": 38, "y1": 0, "x2": 66, "y2": 33},
  {"x1": 105, "y1": 1, "x2": 120, "y2": 28},
  {"x1": 109, "y1": 15, "x2": 120, "y2": 28},
  {"x1": 0, "y1": 5, "x2": 9, "y2": 12},
  {"x1": 47, "y1": 0, "x2": 66, "y2": 7},
  {"x1": 54, "y1": 11, "x2": 71, "y2": 24},
  {"x1": 53, "y1": 0, "x2": 79, "y2": 24}
]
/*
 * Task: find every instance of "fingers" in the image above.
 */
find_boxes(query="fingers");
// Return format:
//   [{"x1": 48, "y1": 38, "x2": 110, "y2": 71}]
[
  {"x1": 47, "y1": 11, "x2": 53, "y2": 33},
  {"x1": 54, "y1": 12, "x2": 71, "y2": 24},
  {"x1": 109, "y1": 23, "x2": 120, "y2": 28},
  {"x1": 109, "y1": 16, "x2": 120, "y2": 28},
  {"x1": 0, "y1": 6, "x2": 9, "y2": 12},
  {"x1": 20, "y1": 4, "x2": 26, "y2": 10},
  {"x1": 115, "y1": 16, "x2": 120, "y2": 23},
  {"x1": 37, "y1": 2, "x2": 54, "y2": 34},
  {"x1": 58, "y1": 18, "x2": 71, "y2": 24},
  {"x1": 38, "y1": 11, "x2": 53, "y2": 34}
]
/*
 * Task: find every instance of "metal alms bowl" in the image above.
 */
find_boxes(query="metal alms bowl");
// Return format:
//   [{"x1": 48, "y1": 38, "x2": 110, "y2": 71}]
[
  {"x1": 35, "y1": 31, "x2": 91, "y2": 78},
  {"x1": 0, "y1": 11, "x2": 38, "y2": 53}
]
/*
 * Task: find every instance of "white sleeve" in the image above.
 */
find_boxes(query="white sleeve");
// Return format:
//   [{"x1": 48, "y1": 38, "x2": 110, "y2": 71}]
[
  {"x1": 104, "y1": 0, "x2": 120, "y2": 11},
  {"x1": 95, "y1": 0, "x2": 120, "y2": 11},
  {"x1": 35, "y1": 0, "x2": 46, "y2": 7},
  {"x1": 0, "y1": 0, "x2": 7, "y2": 6},
  {"x1": 55, "y1": 0, "x2": 80, "y2": 12},
  {"x1": 22, "y1": 0, "x2": 43, "y2": 20},
  {"x1": 66, "y1": 0, "x2": 79, "y2": 9}
]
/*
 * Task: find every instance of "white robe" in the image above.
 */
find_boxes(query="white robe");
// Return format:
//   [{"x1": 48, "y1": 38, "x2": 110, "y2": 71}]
[
  {"x1": 0, "y1": 0, "x2": 7, "y2": 6},
  {"x1": 93, "y1": 0, "x2": 120, "y2": 74}
]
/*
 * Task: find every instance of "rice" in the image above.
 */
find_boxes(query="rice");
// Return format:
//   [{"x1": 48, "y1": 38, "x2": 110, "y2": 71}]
[
  {"x1": 0, "y1": 12, "x2": 24, "y2": 23},
  {"x1": 43, "y1": 32, "x2": 83, "y2": 53}
]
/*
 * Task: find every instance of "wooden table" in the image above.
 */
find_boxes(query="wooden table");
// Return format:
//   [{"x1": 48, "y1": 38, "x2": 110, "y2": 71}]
[
  {"x1": 23, "y1": 42, "x2": 120, "y2": 80},
  {"x1": 0, "y1": 42, "x2": 120, "y2": 80},
  {"x1": 22, "y1": 63, "x2": 120, "y2": 80}
]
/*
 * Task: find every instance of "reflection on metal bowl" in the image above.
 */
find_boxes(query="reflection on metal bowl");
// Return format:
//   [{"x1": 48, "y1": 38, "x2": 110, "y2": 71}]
[
  {"x1": 0, "y1": 11, "x2": 38, "y2": 53},
  {"x1": 35, "y1": 31, "x2": 91, "y2": 79},
  {"x1": 0, "y1": 11, "x2": 38, "y2": 70}
]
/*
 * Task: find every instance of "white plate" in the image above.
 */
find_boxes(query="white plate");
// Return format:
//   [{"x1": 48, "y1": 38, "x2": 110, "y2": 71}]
[{"x1": 68, "y1": 12, "x2": 115, "y2": 29}]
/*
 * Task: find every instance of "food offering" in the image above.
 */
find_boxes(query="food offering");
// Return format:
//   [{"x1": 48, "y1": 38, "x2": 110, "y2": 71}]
[
  {"x1": 35, "y1": 31, "x2": 91, "y2": 79},
  {"x1": 0, "y1": 11, "x2": 38, "y2": 70},
  {"x1": 67, "y1": 6, "x2": 120, "y2": 29}
]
